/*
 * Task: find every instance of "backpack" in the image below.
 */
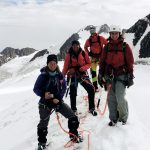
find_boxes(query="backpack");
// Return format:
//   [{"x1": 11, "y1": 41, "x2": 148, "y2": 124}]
[
  {"x1": 89, "y1": 35, "x2": 103, "y2": 56},
  {"x1": 68, "y1": 48, "x2": 87, "y2": 65}
]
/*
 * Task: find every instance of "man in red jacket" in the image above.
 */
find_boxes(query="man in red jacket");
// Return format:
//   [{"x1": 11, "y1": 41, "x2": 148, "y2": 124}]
[
  {"x1": 84, "y1": 26, "x2": 107, "y2": 92},
  {"x1": 98, "y1": 25, "x2": 134, "y2": 126},
  {"x1": 62, "y1": 40, "x2": 97, "y2": 116}
]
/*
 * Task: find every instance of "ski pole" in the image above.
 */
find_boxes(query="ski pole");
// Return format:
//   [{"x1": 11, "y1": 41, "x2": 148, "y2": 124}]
[{"x1": 65, "y1": 77, "x2": 71, "y2": 98}]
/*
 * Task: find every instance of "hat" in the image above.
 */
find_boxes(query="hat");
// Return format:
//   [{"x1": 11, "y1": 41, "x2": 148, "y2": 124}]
[
  {"x1": 47, "y1": 54, "x2": 58, "y2": 64},
  {"x1": 72, "y1": 40, "x2": 80, "y2": 46}
]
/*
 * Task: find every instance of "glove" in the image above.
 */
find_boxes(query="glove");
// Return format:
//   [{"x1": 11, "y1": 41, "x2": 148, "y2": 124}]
[
  {"x1": 54, "y1": 98, "x2": 62, "y2": 112},
  {"x1": 88, "y1": 51, "x2": 92, "y2": 57},
  {"x1": 98, "y1": 74, "x2": 105, "y2": 88},
  {"x1": 79, "y1": 67, "x2": 84, "y2": 72},
  {"x1": 125, "y1": 74, "x2": 134, "y2": 88}
]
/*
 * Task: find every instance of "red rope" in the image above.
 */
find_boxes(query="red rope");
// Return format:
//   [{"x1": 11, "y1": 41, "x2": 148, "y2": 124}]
[
  {"x1": 83, "y1": 84, "x2": 112, "y2": 116},
  {"x1": 80, "y1": 130, "x2": 91, "y2": 150},
  {"x1": 97, "y1": 84, "x2": 112, "y2": 116},
  {"x1": 55, "y1": 112, "x2": 78, "y2": 148},
  {"x1": 56, "y1": 112, "x2": 91, "y2": 150}
]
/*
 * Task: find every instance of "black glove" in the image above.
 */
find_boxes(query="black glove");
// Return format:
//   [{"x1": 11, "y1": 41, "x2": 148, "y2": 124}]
[
  {"x1": 88, "y1": 51, "x2": 92, "y2": 57},
  {"x1": 98, "y1": 74, "x2": 105, "y2": 88},
  {"x1": 74, "y1": 66, "x2": 80, "y2": 71},
  {"x1": 88, "y1": 51, "x2": 100, "y2": 58},
  {"x1": 125, "y1": 74, "x2": 134, "y2": 88}
]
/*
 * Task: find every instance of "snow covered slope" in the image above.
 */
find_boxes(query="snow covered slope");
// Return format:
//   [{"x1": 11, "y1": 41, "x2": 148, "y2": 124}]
[{"x1": 0, "y1": 54, "x2": 150, "y2": 150}]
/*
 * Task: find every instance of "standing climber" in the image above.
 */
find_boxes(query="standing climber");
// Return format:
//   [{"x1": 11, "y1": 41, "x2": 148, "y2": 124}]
[
  {"x1": 98, "y1": 25, "x2": 134, "y2": 126},
  {"x1": 33, "y1": 54, "x2": 82, "y2": 150},
  {"x1": 84, "y1": 26, "x2": 107, "y2": 92},
  {"x1": 62, "y1": 40, "x2": 97, "y2": 116}
]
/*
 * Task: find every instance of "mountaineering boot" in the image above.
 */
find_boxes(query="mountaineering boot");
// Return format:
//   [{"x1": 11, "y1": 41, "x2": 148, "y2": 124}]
[
  {"x1": 89, "y1": 109, "x2": 97, "y2": 116},
  {"x1": 70, "y1": 134, "x2": 83, "y2": 143},
  {"x1": 73, "y1": 110, "x2": 78, "y2": 116},
  {"x1": 37, "y1": 143, "x2": 46, "y2": 150},
  {"x1": 121, "y1": 120, "x2": 127, "y2": 125},
  {"x1": 122, "y1": 121, "x2": 127, "y2": 125},
  {"x1": 118, "y1": 119, "x2": 127, "y2": 125},
  {"x1": 68, "y1": 116, "x2": 80, "y2": 142},
  {"x1": 108, "y1": 120, "x2": 117, "y2": 126}
]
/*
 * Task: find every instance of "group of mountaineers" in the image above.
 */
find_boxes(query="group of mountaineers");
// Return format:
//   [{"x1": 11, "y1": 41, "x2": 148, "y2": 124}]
[{"x1": 33, "y1": 25, "x2": 134, "y2": 150}]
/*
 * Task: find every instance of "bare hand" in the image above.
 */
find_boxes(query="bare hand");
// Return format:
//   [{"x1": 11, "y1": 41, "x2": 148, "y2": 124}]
[
  {"x1": 45, "y1": 92, "x2": 53, "y2": 99},
  {"x1": 52, "y1": 99, "x2": 59, "y2": 104}
]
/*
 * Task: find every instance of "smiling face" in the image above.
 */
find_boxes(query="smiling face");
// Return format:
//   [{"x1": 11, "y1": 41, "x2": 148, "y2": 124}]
[
  {"x1": 110, "y1": 32, "x2": 120, "y2": 41},
  {"x1": 72, "y1": 44, "x2": 80, "y2": 53},
  {"x1": 47, "y1": 61, "x2": 57, "y2": 71}
]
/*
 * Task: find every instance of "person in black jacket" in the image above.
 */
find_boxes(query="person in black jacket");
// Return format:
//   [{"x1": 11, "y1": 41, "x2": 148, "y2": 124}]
[{"x1": 33, "y1": 54, "x2": 82, "y2": 150}]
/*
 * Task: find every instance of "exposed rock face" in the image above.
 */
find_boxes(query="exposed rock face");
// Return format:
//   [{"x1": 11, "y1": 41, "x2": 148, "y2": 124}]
[
  {"x1": 126, "y1": 14, "x2": 150, "y2": 58},
  {"x1": 19, "y1": 48, "x2": 36, "y2": 56},
  {"x1": 126, "y1": 19, "x2": 148, "y2": 46},
  {"x1": 30, "y1": 49, "x2": 49, "y2": 62},
  {"x1": 98, "y1": 24, "x2": 110, "y2": 34},
  {"x1": 58, "y1": 24, "x2": 109, "y2": 59},
  {"x1": 0, "y1": 47, "x2": 36, "y2": 66},
  {"x1": 140, "y1": 31, "x2": 150, "y2": 58},
  {"x1": 59, "y1": 33, "x2": 79, "y2": 59}
]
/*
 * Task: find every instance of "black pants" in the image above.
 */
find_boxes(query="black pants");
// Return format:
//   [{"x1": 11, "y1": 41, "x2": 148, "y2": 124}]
[
  {"x1": 69, "y1": 77, "x2": 95, "y2": 111},
  {"x1": 37, "y1": 102, "x2": 79, "y2": 144}
]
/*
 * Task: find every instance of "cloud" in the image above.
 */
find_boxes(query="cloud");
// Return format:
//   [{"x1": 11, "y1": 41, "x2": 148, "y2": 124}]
[{"x1": 0, "y1": 0, "x2": 150, "y2": 51}]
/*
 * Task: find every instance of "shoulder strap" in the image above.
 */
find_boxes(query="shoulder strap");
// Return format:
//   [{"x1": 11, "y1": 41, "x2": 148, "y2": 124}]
[
  {"x1": 68, "y1": 48, "x2": 87, "y2": 65},
  {"x1": 122, "y1": 42, "x2": 127, "y2": 66},
  {"x1": 89, "y1": 35, "x2": 101, "y2": 46},
  {"x1": 89, "y1": 37, "x2": 92, "y2": 47},
  {"x1": 105, "y1": 43, "x2": 109, "y2": 53},
  {"x1": 81, "y1": 50, "x2": 87, "y2": 64},
  {"x1": 98, "y1": 36, "x2": 103, "y2": 56},
  {"x1": 105, "y1": 42, "x2": 126, "y2": 53},
  {"x1": 89, "y1": 35, "x2": 103, "y2": 56},
  {"x1": 68, "y1": 48, "x2": 73, "y2": 65},
  {"x1": 122, "y1": 42, "x2": 126, "y2": 53},
  {"x1": 105, "y1": 42, "x2": 127, "y2": 65}
]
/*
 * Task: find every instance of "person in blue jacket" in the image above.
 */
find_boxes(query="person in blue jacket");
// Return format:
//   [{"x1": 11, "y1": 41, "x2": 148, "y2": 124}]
[{"x1": 33, "y1": 54, "x2": 81, "y2": 150}]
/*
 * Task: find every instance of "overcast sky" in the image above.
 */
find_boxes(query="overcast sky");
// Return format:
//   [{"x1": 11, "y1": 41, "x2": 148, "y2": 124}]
[{"x1": 0, "y1": 0, "x2": 150, "y2": 51}]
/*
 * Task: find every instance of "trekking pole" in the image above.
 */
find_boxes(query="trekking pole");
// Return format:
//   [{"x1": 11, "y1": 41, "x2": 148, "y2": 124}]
[
  {"x1": 97, "y1": 80, "x2": 107, "y2": 109},
  {"x1": 96, "y1": 81, "x2": 106, "y2": 110},
  {"x1": 65, "y1": 77, "x2": 71, "y2": 98},
  {"x1": 97, "y1": 98, "x2": 101, "y2": 109},
  {"x1": 50, "y1": 109, "x2": 55, "y2": 115}
]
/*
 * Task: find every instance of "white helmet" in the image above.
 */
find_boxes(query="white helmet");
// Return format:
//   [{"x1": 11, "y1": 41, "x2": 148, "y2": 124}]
[{"x1": 109, "y1": 25, "x2": 121, "y2": 33}]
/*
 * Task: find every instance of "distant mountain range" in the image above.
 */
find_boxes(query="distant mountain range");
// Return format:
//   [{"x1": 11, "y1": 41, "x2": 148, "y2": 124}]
[
  {"x1": 58, "y1": 24, "x2": 110, "y2": 59},
  {"x1": 0, "y1": 47, "x2": 36, "y2": 66},
  {"x1": 0, "y1": 14, "x2": 150, "y2": 67},
  {"x1": 59, "y1": 14, "x2": 150, "y2": 60},
  {"x1": 0, "y1": 47, "x2": 49, "y2": 66}
]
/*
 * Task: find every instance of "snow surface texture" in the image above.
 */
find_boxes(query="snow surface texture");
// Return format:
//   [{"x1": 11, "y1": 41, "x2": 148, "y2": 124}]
[{"x1": 0, "y1": 50, "x2": 150, "y2": 150}]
